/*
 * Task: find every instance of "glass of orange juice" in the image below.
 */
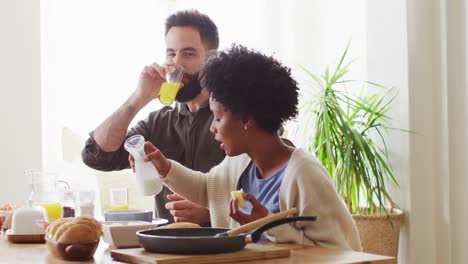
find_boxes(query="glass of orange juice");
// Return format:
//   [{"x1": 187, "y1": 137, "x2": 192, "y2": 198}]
[
  {"x1": 159, "y1": 65, "x2": 184, "y2": 105},
  {"x1": 108, "y1": 188, "x2": 129, "y2": 211}
]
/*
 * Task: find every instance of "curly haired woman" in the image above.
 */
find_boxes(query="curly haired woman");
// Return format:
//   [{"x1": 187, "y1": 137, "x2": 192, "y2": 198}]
[{"x1": 142, "y1": 44, "x2": 361, "y2": 251}]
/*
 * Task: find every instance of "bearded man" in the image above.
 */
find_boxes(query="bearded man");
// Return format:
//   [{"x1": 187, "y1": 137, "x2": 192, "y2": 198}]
[{"x1": 82, "y1": 10, "x2": 225, "y2": 226}]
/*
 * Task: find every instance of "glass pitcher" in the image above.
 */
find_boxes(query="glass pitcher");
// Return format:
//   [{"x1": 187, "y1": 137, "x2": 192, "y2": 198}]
[{"x1": 25, "y1": 169, "x2": 70, "y2": 221}]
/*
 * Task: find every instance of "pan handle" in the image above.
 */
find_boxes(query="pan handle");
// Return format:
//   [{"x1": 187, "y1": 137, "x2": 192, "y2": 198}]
[
  {"x1": 225, "y1": 208, "x2": 298, "y2": 237},
  {"x1": 249, "y1": 216, "x2": 317, "y2": 243}
]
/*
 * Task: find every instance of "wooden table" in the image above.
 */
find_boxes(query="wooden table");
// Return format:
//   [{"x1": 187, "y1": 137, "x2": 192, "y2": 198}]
[{"x1": 0, "y1": 234, "x2": 395, "y2": 263}]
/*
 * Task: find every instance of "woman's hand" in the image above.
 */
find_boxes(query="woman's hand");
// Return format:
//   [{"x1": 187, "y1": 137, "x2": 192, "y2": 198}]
[
  {"x1": 165, "y1": 193, "x2": 211, "y2": 225},
  {"x1": 143, "y1": 141, "x2": 171, "y2": 177},
  {"x1": 229, "y1": 193, "x2": 269, "y2": 225}
]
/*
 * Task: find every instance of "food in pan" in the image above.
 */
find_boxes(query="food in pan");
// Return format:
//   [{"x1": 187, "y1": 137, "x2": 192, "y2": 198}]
[{"x1": 157, "y1": 222, "x2": 201, "y2": 229}]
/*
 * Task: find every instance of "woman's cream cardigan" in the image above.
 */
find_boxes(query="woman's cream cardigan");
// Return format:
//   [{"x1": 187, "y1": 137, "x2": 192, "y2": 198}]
[{"x1": 162, "y1": 148, "x2": 361, "y2": 251}]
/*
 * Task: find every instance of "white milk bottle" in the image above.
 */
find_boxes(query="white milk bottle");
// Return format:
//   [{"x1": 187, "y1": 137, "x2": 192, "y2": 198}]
[{"x1": 124, "y1": 135, "x2": 163, "y2": 196}]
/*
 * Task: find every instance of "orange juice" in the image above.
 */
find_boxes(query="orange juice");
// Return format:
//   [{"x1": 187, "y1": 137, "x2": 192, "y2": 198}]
[
  {"x1": 159, "y1": 82, "x2": 181, "y2": 105},
  {"x1": 108, "y1": 205, "x2": 129, "y2": 211},
  {"x1": 34, "y1": 202, "x2": 62, "y2": 220}
]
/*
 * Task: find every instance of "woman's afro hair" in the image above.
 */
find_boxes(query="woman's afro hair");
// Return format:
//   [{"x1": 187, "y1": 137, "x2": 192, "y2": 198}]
[{"x1": 199, "y1": 44, "x2": 299, "y2": 133}]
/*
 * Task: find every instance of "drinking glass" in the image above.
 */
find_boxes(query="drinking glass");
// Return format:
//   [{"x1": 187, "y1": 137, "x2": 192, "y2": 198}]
[
  {"x1": 78, "y1": 190, "x2": 95, "y2": 217},
  {"x1": 108, "y1": 188, "x2": 129, "y2": 211},
  {"x1": 159, "y1": 65, "x2": 184, "y2": 105}
]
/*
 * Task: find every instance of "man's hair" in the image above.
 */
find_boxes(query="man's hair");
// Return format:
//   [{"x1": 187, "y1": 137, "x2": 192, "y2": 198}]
[
  {"x1": 200, "y1": 44, "x2": 299, "y2": 133},
  {"x1": 165, "y1": 9, "x2": 219, "y2": 50}
]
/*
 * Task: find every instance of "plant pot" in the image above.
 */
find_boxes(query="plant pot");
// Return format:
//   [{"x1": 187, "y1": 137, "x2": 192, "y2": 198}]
[{"x1": 353, "y1": 208, "x2": 403, "y2": 257}]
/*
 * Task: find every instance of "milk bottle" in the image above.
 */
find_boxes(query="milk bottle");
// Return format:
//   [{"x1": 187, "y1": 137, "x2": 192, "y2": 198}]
[{"x1": 124, "y1": 135, "x2": 163, "y2": 196}]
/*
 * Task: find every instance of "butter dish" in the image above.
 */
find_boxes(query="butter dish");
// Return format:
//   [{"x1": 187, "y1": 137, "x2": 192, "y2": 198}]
[{"x1": 7, "y1": 206, "x2": 46, "y2": 243}]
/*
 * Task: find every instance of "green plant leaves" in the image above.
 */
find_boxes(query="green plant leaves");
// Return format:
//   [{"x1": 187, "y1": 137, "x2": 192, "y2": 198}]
[{"x1": 299, "y1": 45, "x2": 402, "y2": 215}]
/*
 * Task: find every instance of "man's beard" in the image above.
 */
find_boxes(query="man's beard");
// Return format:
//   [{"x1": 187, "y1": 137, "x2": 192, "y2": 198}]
[{"x1": 175, "y1": 73, "x2": 202, "y2": 103}]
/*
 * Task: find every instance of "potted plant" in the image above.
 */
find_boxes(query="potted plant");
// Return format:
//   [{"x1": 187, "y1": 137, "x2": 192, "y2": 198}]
[{"x1": 296, "y1": 44, "x2": 404, "y2": 257}]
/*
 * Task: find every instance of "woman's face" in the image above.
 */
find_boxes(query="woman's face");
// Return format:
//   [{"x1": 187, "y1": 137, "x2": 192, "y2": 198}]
[{"x1": 209, "y1": 98, "x2": 247, "y2": 156}]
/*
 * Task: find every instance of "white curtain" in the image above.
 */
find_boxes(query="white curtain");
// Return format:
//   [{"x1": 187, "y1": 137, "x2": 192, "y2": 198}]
[{"x1": 406, "y1": 0, "x2": 468, "y2": 263}]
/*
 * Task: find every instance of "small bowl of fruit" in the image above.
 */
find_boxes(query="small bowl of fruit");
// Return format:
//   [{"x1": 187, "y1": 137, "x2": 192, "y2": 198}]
[{"x1": 0, "y1": 204, "x2": 15, "y2": 230}]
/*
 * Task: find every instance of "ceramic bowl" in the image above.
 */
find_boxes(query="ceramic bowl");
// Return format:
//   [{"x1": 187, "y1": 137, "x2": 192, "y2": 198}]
[
  {"x1": 104, "y1": 209, "x2": 153, "y2": 222},
  {"x1": 46, "y1": 237, "x2": 99, "y2": 261},
  {"x1": 101, "y1": 220, "x2": 166, "y2": 248}
]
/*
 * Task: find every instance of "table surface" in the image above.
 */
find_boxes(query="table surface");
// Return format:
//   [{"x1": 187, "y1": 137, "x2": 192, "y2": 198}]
[{"x1": 0, "y1": 234, "x2": 396, "y2": 264}]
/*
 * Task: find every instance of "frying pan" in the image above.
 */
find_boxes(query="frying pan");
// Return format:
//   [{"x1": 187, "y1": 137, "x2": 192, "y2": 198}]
[{"x1": 137, "y1": 209, "x2": 317, "y2": 254}]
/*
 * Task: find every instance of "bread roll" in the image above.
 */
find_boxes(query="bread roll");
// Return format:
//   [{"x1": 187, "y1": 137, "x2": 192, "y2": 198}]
[
  {"x1": 45, "y1": 216, "x2": 102, "y2": 243},
  {"x1": 157, "y1": 222, "x2": 201, "y2": 229},
  {"x1": 52, "y1": 221, "x2": 75, "y2": 241},
  {"x1": 58, "y1": 224, "x2": 96, "y2": 243},
  {"x1": 46, "y1": 218, "x2": 70, "y2": 239},
  {"x1": 73, "y1": 216, "x2": 101, "y2": 226},
  {"x1": 71, "y1": 216, "x2": 102, "y2": 238}
]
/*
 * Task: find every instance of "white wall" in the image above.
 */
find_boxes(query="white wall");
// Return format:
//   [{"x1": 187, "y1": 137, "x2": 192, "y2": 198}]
[
  {"x1": 0, "y1": 1, "x2": 42, "y2": 205},
  {"x1": 364, "y1": 1, "x2": 410, "y2": 263},
  {"x1": 39, "y1": 0, "x2": 368, "y2": 194}
]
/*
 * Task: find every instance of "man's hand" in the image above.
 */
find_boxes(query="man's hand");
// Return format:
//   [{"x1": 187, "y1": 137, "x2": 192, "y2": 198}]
[
  {"x1": 229, "y1": 193, "x2": 268, "y2": 225},
  {"x1": 133, "y1": 63, "x2": 166, "y2": 107},
  {"x1": 165, "y1": 193, "x2": 211, "y2": 226}
]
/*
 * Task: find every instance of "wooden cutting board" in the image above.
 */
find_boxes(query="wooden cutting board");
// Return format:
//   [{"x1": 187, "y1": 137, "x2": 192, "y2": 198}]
[{"x1": 111, "y1": 243, "x2": 290, "y2": 264}]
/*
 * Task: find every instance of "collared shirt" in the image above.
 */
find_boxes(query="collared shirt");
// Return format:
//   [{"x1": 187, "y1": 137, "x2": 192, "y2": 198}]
[{"x1": 82, "y1": 103, "x2": 226, "y2": 222}]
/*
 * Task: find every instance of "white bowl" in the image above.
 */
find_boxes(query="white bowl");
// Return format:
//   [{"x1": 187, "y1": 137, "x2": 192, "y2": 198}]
[{"x1": 101, "y1": 219, "x2": 167, "y2": 248}]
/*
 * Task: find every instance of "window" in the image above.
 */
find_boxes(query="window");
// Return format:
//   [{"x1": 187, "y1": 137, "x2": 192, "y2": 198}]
[{"x1": 41, "y1": 0, "x2": 366, "y2": 196}]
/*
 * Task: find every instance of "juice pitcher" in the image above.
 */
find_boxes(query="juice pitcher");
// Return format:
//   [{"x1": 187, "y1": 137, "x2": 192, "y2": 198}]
[{"x1": 25, "y1": 169, "x2": 70, "y2": 221}]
